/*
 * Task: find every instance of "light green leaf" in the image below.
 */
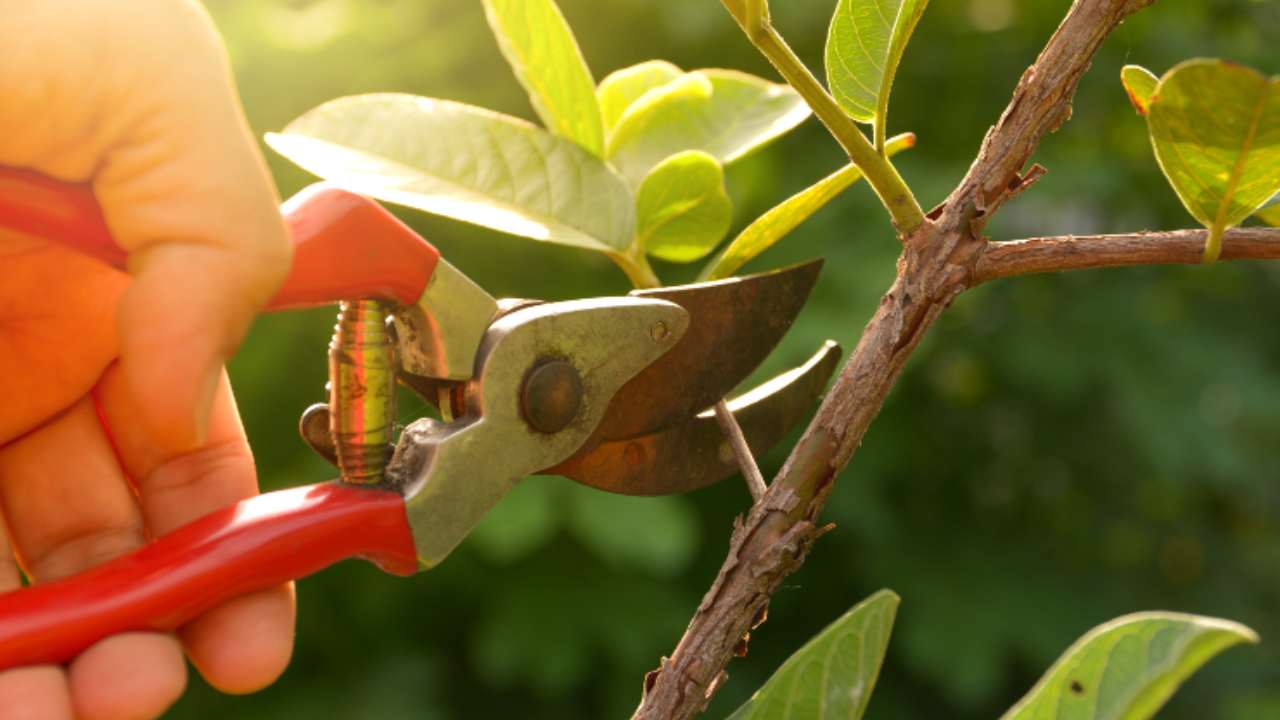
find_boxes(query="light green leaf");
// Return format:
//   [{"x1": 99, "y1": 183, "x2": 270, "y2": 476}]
[
  {"x1": 565, "y1": 485, "x2": 698, "y2": 577},
  {"x1": 266, "y1": 94, "x2": 635, "y2": 253},
  {"x1": 728, "y1": 590, "x2": 900, "y2": 720},
  {"x1": 606, "y1": 69, "x2": 811, "y2": 187},
  {"x1": 1121, "y1": 65, "x2": 1158, "y2": 116},
  {"x1": 701, "y1": 131, "x2": 915, "y2": 281},
  {"x1": 636, "y1": 150, "x2": 732, "y2": 263},
  {"x1": 482, "y1": 0, "x2": 604, "y2": 155},
  {"x1": 1146, "y1": 59, "x2": 1280, "y2": 261},
  {"x1": 1002, "y1": 611, "x2": 1258, "y2": 720},
  {"x1": 824, "y1": 0, "x2": 929, "y2": 143},
  {"x1": 598, "y1": 60, "x2": 683, "y2": 136}
]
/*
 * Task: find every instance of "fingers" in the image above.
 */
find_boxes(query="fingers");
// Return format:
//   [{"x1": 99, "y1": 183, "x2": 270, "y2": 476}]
[
  {"x1": 97, "y1": 365, "x2": 296, "y2": 694},
  {"x1": 0, "y1": 236, "x2": 127, "y2": 445},
  {"x1": 0, "y1": 0, "x2": 291, "y2": 453},
  {"x1": 0, "y1": 513, "x2": 74, "y2": 720},
  {"x1": 0, "y1": 397, "x2": 187, "y2": 720}
]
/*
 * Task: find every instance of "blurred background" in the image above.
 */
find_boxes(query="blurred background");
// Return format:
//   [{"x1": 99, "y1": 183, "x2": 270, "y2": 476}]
[{"x1": 177, "y1": 1, "x2": 1279, "y2": 717}]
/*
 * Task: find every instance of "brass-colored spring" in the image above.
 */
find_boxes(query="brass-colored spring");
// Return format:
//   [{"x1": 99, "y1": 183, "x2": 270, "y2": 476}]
[{"x1": 329, "y1": 300, "x2": 396, "y2": 483}]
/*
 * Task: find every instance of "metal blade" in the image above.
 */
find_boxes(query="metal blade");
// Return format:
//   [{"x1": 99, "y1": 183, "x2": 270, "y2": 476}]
[
  {"x1": 595, "y1": 259, "x2": 822, "y2": 441},
  {"x1": 547, "y1": 341, "x2": 840, "y2": 495}
]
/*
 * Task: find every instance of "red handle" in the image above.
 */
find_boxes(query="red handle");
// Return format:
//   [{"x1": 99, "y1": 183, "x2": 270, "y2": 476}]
[
  {"x1": 0, "y1": 483, "x2": 418, "y2": 669},
  {"x1": 0, "y1": 167, "x2": 441, "y2": 310}
]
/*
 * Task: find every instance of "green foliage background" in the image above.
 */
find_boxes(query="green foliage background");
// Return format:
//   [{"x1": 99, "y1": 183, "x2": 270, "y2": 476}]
[{"x1": 177, "y1": 1, "x2": 1279, "y2": 717}]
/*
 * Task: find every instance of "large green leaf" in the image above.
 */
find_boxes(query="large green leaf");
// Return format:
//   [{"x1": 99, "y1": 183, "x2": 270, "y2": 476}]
[
  {"x1": 598, "y1": 60, "x2": 683, "y2": 136},
  {"x1": 1120, "y1": 65, "x2": 1158, "y2": 116},
  {"x1": 727, "y1": 590, "x2": 899, "y2": 720},
  {"x1": 606, "y1": 69, "x2": 811, "y2": 187},
  {"x1": 635, "y1": 150, "x2": 732, "y2": 263},
  {"x1": 825, "y1": 0, "x2": 929, "y2": 140},
  {"x1": 481, "y1": 0, "x2": 604, "y2": 155},
  {"x1": 701, "y1": 131, "x2": 915, "y2": 281},
  {"x1": 1002, "y1": 611, "x2": 1258, "y2": 720},
  {"x1": 266, "y1": 94, "x2": 635, "y2": 253},
  {"x1": 1146, "y1": 59, "x2": 1280, "y2": 261}
]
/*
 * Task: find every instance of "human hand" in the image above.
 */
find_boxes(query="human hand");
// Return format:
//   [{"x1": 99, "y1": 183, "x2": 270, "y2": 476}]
[{"x1": 0, "y1": 1, "x2": 295, "y2": 718}]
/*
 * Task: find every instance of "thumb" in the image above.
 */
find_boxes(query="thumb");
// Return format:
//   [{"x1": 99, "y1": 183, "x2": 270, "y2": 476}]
[
  {"x1": 85, "y1": 0, "x2": 290, "y2": 451},
  {"x1": 0, "y1": 0, "x2": 290, "y2": 452}
]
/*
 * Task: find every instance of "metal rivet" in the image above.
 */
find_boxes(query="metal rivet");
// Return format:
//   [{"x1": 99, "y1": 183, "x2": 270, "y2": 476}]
[
  {"x1": 521, "y1": 359, "x2": 584, "y2": 433},
  {"x1": 650, "y1": 321, "x2": 669, "y2": 342}
]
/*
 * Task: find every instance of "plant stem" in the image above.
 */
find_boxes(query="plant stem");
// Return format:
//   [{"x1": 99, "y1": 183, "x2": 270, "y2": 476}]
[
  {"x1": 726, "y1": 1, "x2": 925, "y2": 235},
  {"x1": 714, "y1": 400, "x2": 767, "y2": 500},
  {"x1": 612, "y1": 247, "x2": 662, "y2": 289}
]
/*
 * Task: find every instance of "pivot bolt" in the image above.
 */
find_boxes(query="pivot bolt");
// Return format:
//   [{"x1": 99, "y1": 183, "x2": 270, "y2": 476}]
[{"x1": 521, "y1": 359, "x2": 584, "y2": 433}]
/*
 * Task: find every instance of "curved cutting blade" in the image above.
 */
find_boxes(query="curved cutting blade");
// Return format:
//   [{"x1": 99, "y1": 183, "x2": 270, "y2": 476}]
[
  {"x1": 596, "y1": 259, "x2": 822, "y2": 441},
  {"x1": 548, "y1": 341, "x2": 840, "y2": 495}
]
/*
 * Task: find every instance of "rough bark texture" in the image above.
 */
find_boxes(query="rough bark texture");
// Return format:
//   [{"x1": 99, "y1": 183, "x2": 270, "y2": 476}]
[
  {"x1": 629, "y1": 1, "x2": 1183, "y2": 718},
  {"x1": 974, "y1": 227, "x2": 1280, "y2": 281}
]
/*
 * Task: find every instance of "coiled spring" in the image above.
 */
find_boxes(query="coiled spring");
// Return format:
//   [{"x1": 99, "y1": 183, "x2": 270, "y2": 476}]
[{"x1": 329, "y1": 300, "x2": 396, "y2": 483}]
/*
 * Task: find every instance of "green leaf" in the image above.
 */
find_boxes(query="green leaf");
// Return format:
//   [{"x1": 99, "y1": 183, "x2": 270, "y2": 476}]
[
  {"x1": 700, "y1": 131, "x2": 915, "y2": 281},
  {"x1": 824, "y1": 0, "x2": 929, "y2": 144},
  {"x1": 635, "y1": 150, "x2": 732, "y2": 263},
  {"x1": 1121, "y1": 65, "x2": 1158, "y2": 116},
  {"x1": 606, "y1": 69, "x2": 811, "y2": 187},
  {"x1": 481, "y1": 0, "x2": 604, "y2": 155},
  {"x1": 1146, "y1": 59, "x2": 1280, "y2": 262},
  {"x1": 1002, "y1": 611, "x2": 1258, "y2": 720},
  {"x1": 598, "y1": 60, "x2": 683, "y2": 136},
  {"x1": 728, "y1": 590, "x2": 900, "y2": 720},
  {"x1": 565, "y1": 485, "x2": 698, "y2": 577},
  {"x1": 266, "y1": 94, "x2": 635, "y2": 253}
]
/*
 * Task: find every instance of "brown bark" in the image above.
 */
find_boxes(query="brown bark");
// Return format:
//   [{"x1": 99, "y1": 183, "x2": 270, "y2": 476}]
[
  {"x1": 973, "y1": 227, "x2": 1280, "y2": 281},
  {"x1": 630, "y1": 1, "x2": 1182, "y2": 718}
]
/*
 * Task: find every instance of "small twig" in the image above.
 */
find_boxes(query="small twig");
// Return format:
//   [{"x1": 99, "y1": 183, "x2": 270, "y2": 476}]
[
  {"x1": 972, "y1": 227, "x2": 1280, "y2": 283},
  {"x1": 712, "y1": 400, "x2": 767, "y2": 500},
  {"x1": 720, "y1": 0, "x2": 925, "y2": 236}
]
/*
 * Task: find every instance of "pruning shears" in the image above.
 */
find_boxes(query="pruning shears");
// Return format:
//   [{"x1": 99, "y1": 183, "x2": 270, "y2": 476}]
[{"x1": 0, "y1": 167, "x2": 838, "y2": 669}]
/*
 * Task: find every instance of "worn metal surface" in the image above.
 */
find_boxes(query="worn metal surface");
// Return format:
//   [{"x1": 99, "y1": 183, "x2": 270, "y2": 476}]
[
  {"x1": 298, "y1": 403, "x2": 337, "y2": 465},
  {"x1": 595, "y1": 259, "x2": 822, "y2": 441},
  {"x1": 329, "y1": 300, "x2": 396, "y2": 482},
  {"x1": 390, "y1": 298, "x2": 688, "y2": 567},
  {"x1": 393, "y1": 257, "x2": 498, "y2": 381},
  {"x1": 549, "y1": 341, "x2": 840, "y2": 495},
  {"x1": 520, "y1": 359, "x2": 584, "y2": 433}
]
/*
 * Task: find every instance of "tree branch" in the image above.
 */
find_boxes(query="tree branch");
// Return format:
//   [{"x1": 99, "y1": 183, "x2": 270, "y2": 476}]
[
  {"x1": 973, "y1": 227, "x2": 1280, "y2": 282},
  {"x1": 632, "y1": 2, "x2": 1156, "y2": 718}
]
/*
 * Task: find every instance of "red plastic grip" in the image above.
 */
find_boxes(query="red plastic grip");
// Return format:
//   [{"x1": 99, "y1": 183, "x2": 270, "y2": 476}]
[
  {"x1": 0, "y1": 483, "x2": 418, "y2": 670},
  {"x1": 272, "y1": 184, "x2": 440, "y2": 309},
  {"x1": 0, "y1": 167, "x2": 125, "y2": 267},
  {"x1": 0, "y1": 166, "x2": 441, "y2": 309}
]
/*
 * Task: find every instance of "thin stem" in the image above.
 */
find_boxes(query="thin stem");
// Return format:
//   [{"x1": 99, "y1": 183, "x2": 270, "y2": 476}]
[
  {"x1": 874, "y1": 118, "x2": 887, "y2": 157},
  {"x1": 611, "y1": 247, "x2": 661, "y2": 289},
  {"x1": 713, "y1": 400, "x2": 767, "y2": 500},
  {"x1": 727, "y1": 2, "x2": 925, "y2": 235}
]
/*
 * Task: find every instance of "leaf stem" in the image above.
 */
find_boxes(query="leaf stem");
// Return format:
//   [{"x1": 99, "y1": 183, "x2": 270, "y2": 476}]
[
  {"x1": 1204, "y1": 223, "x2": 1225, "y2": 263},
  {"x1": 612, "y1": 246, "x2": 662, "y2": 288},
  {"x1": 723, "y1": 0, "x2": 925, "y2": 235}
]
